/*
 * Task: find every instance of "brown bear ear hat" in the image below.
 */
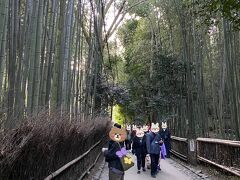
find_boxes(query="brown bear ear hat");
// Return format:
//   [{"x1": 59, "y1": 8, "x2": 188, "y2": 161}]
[{"x1": 109, "y1": 126, "x2": 127, "y2": 142}]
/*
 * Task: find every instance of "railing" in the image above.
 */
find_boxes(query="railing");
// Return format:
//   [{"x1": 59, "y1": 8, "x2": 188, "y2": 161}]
[
  {"x1": 44, "y1": 137, "x2": 106, "y2": 180},
  {"x1": 170, "y1": 136, "x2": 188, "y2": 161},
  {"x1": 197, "y1": 138, "x2": 240, "y2": 177}
]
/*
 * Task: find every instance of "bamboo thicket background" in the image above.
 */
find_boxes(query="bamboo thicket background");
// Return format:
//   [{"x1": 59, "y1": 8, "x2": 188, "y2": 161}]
[
  {"x1": 0, "y1": 0, "x2": 240, "y2": 141},
  {"x1": 0, "y1": 0, "x2": 125, "y2": 129}
]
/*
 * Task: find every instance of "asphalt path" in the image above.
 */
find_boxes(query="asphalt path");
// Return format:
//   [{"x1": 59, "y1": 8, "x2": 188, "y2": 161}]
[
  {"x1": 124, "y1": 157, "x2": 192, "y2": 180},
  {"x1": 98, "y1": 156, "x2": 201, "y2": 180}
]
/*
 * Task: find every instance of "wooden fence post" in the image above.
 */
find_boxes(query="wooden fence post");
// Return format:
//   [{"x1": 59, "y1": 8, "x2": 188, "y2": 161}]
[{"x1": 187, "y1": 139, "x2": 197, "y2": 165}]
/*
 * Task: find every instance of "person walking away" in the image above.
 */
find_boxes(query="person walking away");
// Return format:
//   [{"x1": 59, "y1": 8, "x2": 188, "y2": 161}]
[
  {"x1": 104, "y1": 124, "x2": 126, "y2": 180},
  {"x1": 159, "y1": 122, "x2": 171, "y2": 158},
  {"x1": 146, "y1": 123, "x2": 161, "y2": 178},
  {"x1": 132, "y1": 127, "x2": 147, "y2": 174}
]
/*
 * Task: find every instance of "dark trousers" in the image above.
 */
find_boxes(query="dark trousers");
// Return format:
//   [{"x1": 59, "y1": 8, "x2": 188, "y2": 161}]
[
  {"x1": 125, "y1": 140, "x2": 131, "y2": 150},
  {"x1": 109, "y1": 169, "x2": 124, "y2": 180},
  {"x1": 150, "y1": 154, "x2": 159, "y2": 175},
  {"x1": 165, "y1": 142, "x2": 171, "y2": 158},
  {"x1": 136, "y1": 153, "x2": 146, "y2": 170}
]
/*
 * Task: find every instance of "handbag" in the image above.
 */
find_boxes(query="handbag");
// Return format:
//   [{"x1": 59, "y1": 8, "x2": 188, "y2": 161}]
[
  {"x1": 116, "y1": 143, "x2": 134, "y2": 171},
  {"x1": 145, "y1": 154, "x2": 151, "y2": 169}
]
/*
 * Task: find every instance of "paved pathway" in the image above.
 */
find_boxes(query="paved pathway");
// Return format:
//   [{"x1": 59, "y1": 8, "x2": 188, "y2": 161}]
[{"x1": 97, "y1": 156, "x2": 208, "y2": 180}]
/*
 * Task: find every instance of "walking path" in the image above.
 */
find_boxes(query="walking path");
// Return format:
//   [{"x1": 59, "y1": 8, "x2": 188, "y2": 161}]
[{"x1": 95, "y1": 156, "x2": 209, "y2": 180}]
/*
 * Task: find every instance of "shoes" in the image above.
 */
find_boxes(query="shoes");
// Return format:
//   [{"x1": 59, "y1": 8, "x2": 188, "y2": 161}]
[
  {"x1": 157, "y1": 165, "x2": 161, "y2": 171},
  {"x1": 142, "y1": 168, "x2": 146, "y2": 171},
  {"x1": 151, "y1": 174, "x2": 156, "y2": 178},
  {"x1": 137, "y1": 170, "x2": 141, "y2": 174}
]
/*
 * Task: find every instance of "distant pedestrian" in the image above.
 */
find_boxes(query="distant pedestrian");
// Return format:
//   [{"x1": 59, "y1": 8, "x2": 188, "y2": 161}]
[
  {"x1": 142, "y1": 125, "x2": 149, "y2": 134},
  {"x1": 132, "y1": 127, "x2": 147, "y2": 174},
  {"x1": 146, "y1": 123, "x2": 162, "y2": 178},
  {"x1": 159, "y1": 122, "x2": 171, "y2": 158},
  {"x1": 131, "y1": 124, "x2": 137, "y2": 140},
  {"x1": 125, "y1": 125, "x2": 132, "y2": 150}
]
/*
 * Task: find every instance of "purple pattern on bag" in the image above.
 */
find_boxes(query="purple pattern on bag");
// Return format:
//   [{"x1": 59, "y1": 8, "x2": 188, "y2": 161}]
[{"x1": 116, "y1": 147, "x2": 128, "y2": 158}]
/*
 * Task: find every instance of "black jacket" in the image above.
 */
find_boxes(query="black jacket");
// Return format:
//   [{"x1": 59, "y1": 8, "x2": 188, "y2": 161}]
[
  {"x1": 104, "y1": 141, "x2": 124, "y2": 172},
  {"x1": 159, "y1": 129, "x2": 171, "y2": 142},
  {"x1": 132, "y1": 135, "x2": 147, "y2": 155}
]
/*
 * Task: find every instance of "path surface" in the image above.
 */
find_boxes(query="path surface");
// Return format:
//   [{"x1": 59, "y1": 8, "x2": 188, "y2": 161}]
[{"x1": 96, "y1": 156, "x2": 208, "y2": 180}]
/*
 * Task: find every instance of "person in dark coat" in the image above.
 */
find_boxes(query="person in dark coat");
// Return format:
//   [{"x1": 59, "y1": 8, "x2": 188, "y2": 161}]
[
  {"x1": 125, "y1": 125, "x2": 132, "y2": 150},
  {"x1": 131, "y1": 124, "x2": 137, "y2": 140},
  {"x1": 142, "y1": 125, "x2": 149, "y2": 134},
  {"x1": 104, "y1": 123, "x2": 126, "y2": 180},
  {"x1": 132, "y1": 127, "x2": 147, "y2": 174},
  {"x1": 146, "y1": 123, "x2": 162, "y2": 178},
  {"x1": 159, "y1": 122, "x2": 171, "y2": 158}
]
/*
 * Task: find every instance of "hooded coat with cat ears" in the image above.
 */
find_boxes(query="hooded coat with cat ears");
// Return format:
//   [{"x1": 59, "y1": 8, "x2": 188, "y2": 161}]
[
  {"x1": 132, "y1": 124, "x2": 137, "y2": 131},
  {"x1": 136, "y1": 128, "x2": 145, "y2": 138},
  {"x1": 161, "y1": 122, "x2": 167, "y2": 129},
  {"x1": 150, "y1": 123, "x2": 160, "y2": 133},
  {"x1": 142, "y1": 125, "x2": 149, "y2": 132},
  {"x1": 126, "y1": 125, "x2": 131, "y2": 131}
]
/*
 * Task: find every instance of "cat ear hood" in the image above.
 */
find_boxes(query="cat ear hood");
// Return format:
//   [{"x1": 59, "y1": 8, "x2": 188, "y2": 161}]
[
  {"x1": 109, "y1": 127, "x2": 127, "y2": 142},
  {"x1": 132, "y1": 124, "x2": 137, "y2": 131},
  {"x1": 126, "y1": 124, "x2": 131, "y2": 131},
  {"x1": 161, "y1": 122, "x2": 167, "y2": 129},
  {"x1": 142, "y1": 125, "x2": 149, "y2": 132},
  {"x1": 151, "y1": 123, "x2": 159, "y2": 133},
  {"x1": 136, "y1": 128, "x2": 144, "y2": 138}
]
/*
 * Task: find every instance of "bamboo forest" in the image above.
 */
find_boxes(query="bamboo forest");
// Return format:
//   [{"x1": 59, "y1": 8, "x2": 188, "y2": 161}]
[{"x1": 0, "y1": 0, "x2": 240, "y2": 180}]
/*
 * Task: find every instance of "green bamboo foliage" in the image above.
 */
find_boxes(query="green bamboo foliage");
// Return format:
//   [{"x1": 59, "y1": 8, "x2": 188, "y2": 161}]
[
  {"x1": 156, "y1": 0, "x2": 240, "y2": 140},
  {"x1": 115, "y1": 0, "x2": 240, "y2": 140},
  {"x1": 0, "y1": 0, "x2": 127, "y2": 129},
  {"x1": 1, "y1": 0, "x2": 239, "y2": 141},
  {"x1": 27, "y1": 0, "x2": 39, "y2": 114},
  {"x1": 0, "y1": 0, "x2": 8, "y2": 110}
]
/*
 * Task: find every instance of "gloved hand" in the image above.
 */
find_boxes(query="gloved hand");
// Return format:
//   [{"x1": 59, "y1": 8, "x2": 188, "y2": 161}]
[
  {"x1": 102, "y1": 148, "x2": 108, "y2": 153},
  {"x1": 102, "y1": 148, "x2": 108, "y2": 156},
  {"x1": 159, "y1": 140, "x2": 163, "y2": 145}
]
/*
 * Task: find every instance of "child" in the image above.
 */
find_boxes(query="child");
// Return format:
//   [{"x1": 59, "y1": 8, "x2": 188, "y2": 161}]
[{"x1": 132, "y1": 127, "x2": 147, "y2": 174}]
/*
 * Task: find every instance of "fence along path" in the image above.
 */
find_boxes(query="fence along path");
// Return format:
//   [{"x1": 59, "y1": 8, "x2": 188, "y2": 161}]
[
  {"x1": 41, "y1": 134, "x2": 240, "y2": 179},
  {"x1": 171, "y1": 136, "x2": 240, "y2": 177}
]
